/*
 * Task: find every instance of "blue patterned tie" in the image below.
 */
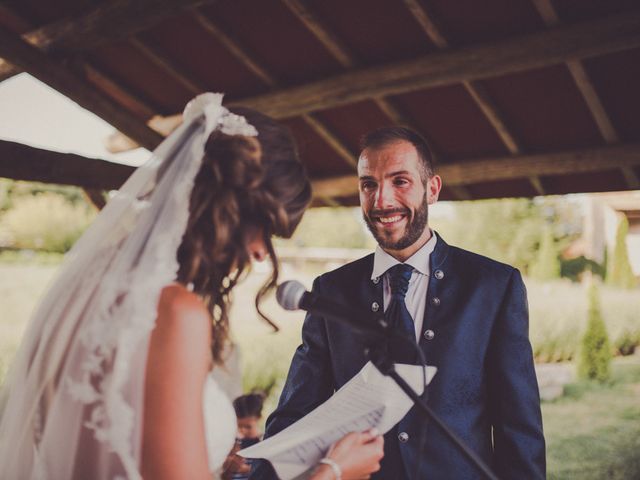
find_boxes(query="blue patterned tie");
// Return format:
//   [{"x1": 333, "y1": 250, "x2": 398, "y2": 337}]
[{"x1": 386, "y1": 264, "x2": 416, "y2": 363}]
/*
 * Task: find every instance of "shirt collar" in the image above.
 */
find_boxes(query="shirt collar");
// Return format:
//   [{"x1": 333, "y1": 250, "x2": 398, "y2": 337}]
[{"x1": 371, "y1": 230, "x2": 437, "y2": 279}]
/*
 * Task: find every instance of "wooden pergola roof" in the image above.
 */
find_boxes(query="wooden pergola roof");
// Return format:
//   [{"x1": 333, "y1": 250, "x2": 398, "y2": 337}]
[{"x1": 1, "y1": 0, "x2": 639, "y2": 206}]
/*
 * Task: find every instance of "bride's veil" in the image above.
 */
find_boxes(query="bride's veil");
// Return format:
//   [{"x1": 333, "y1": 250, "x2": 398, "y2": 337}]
[{"x1": 0, "y1": 93, "x2": 257, "y2": 479}]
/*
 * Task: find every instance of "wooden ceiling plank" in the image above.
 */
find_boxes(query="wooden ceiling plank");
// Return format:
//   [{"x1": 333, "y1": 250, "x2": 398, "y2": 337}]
[
  {"x1": 281, "y1": 0, "x2": 426, "y2": 147},
  {"x1": 113, "y1": 10, "x2": 640, "y2": 132},
  {"x1": 462, "y1": 80, "x2": 523, "y2": 155},
  {"x1": 527, "y1": 176, "x2": 546, "y2": 196},
  {"x1": 402, "y1": 0, "x2": 449, "y2": 49},
  {"x1": 281, "y1": 0, "x2": 356, "y2": 68},
  {"x1": 402, "y1": 0, "x2": 523, "y2": 154},
  {"x1": 190, "y1": 11, "x2": 278, "y2": 88},
  {"x1": 530, "y1": 0, "x2": 560, "y2": 26},
  {"x1": 0, "y1": 0, "x2": 218, "y2": 83},
  {"x1": 531, "y1": 0, "x2": 634, "y2": 189},
  {"x1": 0, "y1": 24, "x2": 163, "y2": 150},
  {"x1": 82, "y1": 63, "x2": 158, "y2": 119},
  {"x1": 128, "y1": 36, "x2": 206, "y2": 95},
  {"x1": 302, "y1": 114, "x2": 357, "y2": 167},
  {"x1": 372, "y1": 96, "x2": 415, "y2": 127},
  {"x1": 231, "y1": 10, "x2": 640, "y2": 119},
  {"x1": 107, "y1": 8, "x2": 361, "y2": 168},
  {"x1": 191, "y1": 10, "x2": 358, "y2": 170},
  {"x1": 404, "y1": 0, "x2": 547, "y2": 194},
  {"x1": 620, "y1": 168, "x2": 640, "y2": 190},
  {"x1": 566, "y1": 59, "x2": 619, "y2": 143},
  {"x1": 312, "y1": 143, "x2": 640, "y2": 198}
]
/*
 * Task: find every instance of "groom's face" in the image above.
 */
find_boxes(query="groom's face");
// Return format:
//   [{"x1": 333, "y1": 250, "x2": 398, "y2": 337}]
[{"x1": 358, "y1": 140, "x2": 440, "y2": 258}]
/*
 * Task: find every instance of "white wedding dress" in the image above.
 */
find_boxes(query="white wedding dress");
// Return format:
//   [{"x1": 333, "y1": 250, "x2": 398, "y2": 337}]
[{"x1": 203, "y1": 373, "x2": 238, "y2": 475}]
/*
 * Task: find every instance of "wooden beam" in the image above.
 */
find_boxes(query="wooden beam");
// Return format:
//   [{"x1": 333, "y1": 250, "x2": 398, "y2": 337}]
[
  {"x1": 404, "y1": 0, "x2": 545, "y2": 193},
  {"x1": 462, "y1": 80, "x2": 523, "y2": 154},
  {"x1": 281, "y1": 0, "x2": 356, "y2": 68},
  {"x1": 282, "y1": 0, "x2": 419, "y2": 130},
  {"x1": 531, "y1": 0, "x2": 634, "y2": 190},
  {"x1": 0, "y1": 24, "x2": 164, "y2": 151},
  {"x1": 190, "y1": 10, "x2": 358, "y2": 169},
  {"x1": 83, "y1": 189, "x2": 108, "y2": 209},
  {"x1": 302, "y1": 114, "x2": 357, "y2": 167},
  {"x1": 0, "y1": 140, "x2": 134, "y2": 190},
  {"x1": 566, "y1": 60, "x2": 618, "y2": 143},
  {"x1": 128, "y1": 36, "x2": 206, "y2": 95},
  {"x1": 191, "y1": 11, "x2": 278, "y2": 88},
  {"x1": 402, "y1": 1, "x2": 524, "y2": 153},
  {"x1": 403, "y1": 0, "x2": 448, "y2": 48},
  {"x1": 619, "y1": 167, "x2": 640, "y2": 190},
  {"x1": 311, "y1": 143, "x2": 640, "y2": 198},
  {"x1": 443, "y1": 144, "x2": 640, "y2": 186},
  {"x1": 81, "y1": 62, "x2": 158, "y2": 119},
  {"x1": 229, "y1": 10, "x2": 640, "y2": 119},
  {"x1": 530, "y1": 0, "x2": 560, "y2": 26},
  {"x1": 5, "y1": 140, "x2": 639, "y2": 201},
  {"x1": 0, "y1": 0, "x2": 217, "y2": 82}
]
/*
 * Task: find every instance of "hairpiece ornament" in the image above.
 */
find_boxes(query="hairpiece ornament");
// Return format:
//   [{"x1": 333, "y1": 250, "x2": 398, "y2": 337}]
[{"x1": 183, "y1": 92, "x2": 258, "y2": 139}]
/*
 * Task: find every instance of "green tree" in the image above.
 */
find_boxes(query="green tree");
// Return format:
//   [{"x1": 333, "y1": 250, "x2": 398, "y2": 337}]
[
  {"x1": 606, "y1": 215, "x2": 637, "y2": 289},
  {"x1": 432, "y1": 197, "x2": 581, "y2": 274},
  {"x1": 578, "y1": 283, "x2": 611, "y2": 382},
  {"x1": 530, "y1": 226, "x2": 561, "y2": 280}
]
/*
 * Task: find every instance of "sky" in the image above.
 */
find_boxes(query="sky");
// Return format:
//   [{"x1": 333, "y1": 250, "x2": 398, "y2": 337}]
[{"x1": 0, "y1": 73, "x2": 149, "y2": 166}]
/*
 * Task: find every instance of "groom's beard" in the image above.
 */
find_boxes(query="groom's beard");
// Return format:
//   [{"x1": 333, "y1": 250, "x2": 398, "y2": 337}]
[{"x1": 363, "y1": 195, "x2": 429, "y2": 251}]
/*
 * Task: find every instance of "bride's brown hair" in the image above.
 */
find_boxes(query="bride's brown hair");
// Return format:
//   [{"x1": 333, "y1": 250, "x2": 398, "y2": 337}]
[{"x1": 176, "y1": 107, "x2": 311, "y2": 363}]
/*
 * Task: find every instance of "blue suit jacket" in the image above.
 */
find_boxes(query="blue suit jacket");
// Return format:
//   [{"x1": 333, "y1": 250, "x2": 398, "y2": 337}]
[{"x1": 252, "y1": 234, "x2": 545, "y2": 479}]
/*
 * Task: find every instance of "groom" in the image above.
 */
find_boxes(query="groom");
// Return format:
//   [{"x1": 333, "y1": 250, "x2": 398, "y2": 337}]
[{"x1": 252, "y1": 127, "x2": 546, "y2": 479}]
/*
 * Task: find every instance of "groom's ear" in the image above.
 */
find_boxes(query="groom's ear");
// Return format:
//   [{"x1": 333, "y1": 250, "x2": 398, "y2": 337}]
[{"x1": 427, "y1": 175, "x2": 442, "y2": 205}]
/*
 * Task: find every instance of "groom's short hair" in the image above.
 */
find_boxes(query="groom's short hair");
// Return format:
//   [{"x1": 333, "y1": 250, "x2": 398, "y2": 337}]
[{"x1": 360, "y1": 126, "x2": 435, "y2": 182}]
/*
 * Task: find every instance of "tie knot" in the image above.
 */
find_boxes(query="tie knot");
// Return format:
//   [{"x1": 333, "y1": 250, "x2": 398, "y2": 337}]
[{"x1": 387, "y1": 264, "x2": 413, "y2": 298}]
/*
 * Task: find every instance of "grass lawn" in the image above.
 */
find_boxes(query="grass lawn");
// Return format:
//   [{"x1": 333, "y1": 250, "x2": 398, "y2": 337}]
[{"x1": 543, "y1": 355, "x2": 640, "y2": 479}]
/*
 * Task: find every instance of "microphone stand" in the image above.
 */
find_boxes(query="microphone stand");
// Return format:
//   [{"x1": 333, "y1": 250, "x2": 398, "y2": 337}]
[{"x1": 364, "y1": 340, "x2": 500, "y2": 480}]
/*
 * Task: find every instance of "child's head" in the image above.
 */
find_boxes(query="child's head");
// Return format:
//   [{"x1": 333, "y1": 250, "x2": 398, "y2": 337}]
[{"x1": 233, "y1": 393, "x2": 265, "y2": 439}]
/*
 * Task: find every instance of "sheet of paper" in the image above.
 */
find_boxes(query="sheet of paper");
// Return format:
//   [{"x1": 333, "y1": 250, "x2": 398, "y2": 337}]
[{"x1": 239, "y1": 362, "x2": 437, "y2": 480}]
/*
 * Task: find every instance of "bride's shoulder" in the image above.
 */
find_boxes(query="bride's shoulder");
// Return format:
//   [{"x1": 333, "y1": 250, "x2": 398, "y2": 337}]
[{"x1": 156, "y1": 283, "x2": 211, "y2": 335}]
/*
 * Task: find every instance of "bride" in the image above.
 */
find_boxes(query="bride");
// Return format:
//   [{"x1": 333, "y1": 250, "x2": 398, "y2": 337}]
[{"x1": 0, "y1": 93, "x2": 383, "y2": 479}]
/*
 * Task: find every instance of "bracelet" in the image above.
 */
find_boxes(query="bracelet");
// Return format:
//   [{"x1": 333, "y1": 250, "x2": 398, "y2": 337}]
[{"x1": 319, "y1": 457, "x2": 342, "y2": 480}]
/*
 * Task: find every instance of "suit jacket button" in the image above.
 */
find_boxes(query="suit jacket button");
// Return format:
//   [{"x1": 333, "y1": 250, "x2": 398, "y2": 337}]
[
  {"x1": 398, "y1": 431, "x2": 409, "y2": 443},
  {"x1": 371, "y1": 302, "x2": 380, "y2": 312},
  {"x1": 424, "y1": 329, "x2": 435, "y2": 340},
  {"x1": 430, "y1": 297, "x2": 441, "y2": 307},
  {"x1": 434, "y1": 269, "x2": 444, "y2": 280}
]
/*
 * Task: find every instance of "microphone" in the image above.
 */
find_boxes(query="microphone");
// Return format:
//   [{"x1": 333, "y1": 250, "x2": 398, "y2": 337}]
[{"x1": 276, "y1": 280, "x2": 390, "y2": 339}]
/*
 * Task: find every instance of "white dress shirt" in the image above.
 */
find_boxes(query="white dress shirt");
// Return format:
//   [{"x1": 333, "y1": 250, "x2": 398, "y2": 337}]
[{"x1": 370, "y1": 231, "x2": 437, "y2": 341}]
